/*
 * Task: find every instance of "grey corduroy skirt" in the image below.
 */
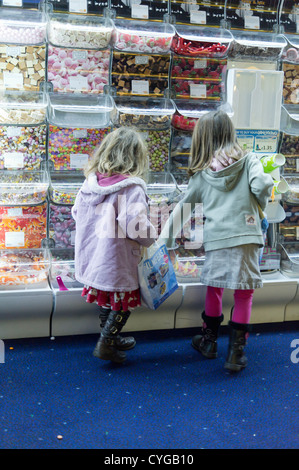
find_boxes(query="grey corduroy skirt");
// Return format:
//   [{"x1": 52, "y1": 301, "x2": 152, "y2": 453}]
[{"x1": 200, "y1": 244, "x2": 263, "y2": 290}]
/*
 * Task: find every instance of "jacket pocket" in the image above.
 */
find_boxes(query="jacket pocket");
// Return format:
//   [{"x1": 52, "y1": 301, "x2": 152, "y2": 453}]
[{"x1": 132, "y1": 248, "x2": 142, "y2": 256}]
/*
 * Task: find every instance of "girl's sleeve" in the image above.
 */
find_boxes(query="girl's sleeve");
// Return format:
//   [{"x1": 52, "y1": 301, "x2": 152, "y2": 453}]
[
  {"x1": 248, "y1": 155, "x2": 274, "y2": 211},
  {"x1": 117, "y1": 186, "x2": 157, "y2": 247},
  {"x1": 159, "y1": 178, "x2": 199, "y2": 249}
]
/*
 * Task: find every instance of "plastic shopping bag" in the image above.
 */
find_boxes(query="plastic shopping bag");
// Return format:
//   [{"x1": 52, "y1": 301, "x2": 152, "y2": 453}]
[{"x1": 138, "y1": 242, "x2": 179, "y2": 310}]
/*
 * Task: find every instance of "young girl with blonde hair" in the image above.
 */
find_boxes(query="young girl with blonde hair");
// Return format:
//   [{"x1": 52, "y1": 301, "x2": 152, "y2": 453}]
[
  {"x1": 160, "y1": 110, "x2": 273, "y2": 372},
  {"x1": 72, "y1": 127, "x2": 156, "y2": 363}
]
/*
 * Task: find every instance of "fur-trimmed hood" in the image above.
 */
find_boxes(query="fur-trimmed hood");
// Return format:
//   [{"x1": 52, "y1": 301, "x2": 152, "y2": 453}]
[{"x1": 79, "y1": 172, "x2": 148, "y2": 205}]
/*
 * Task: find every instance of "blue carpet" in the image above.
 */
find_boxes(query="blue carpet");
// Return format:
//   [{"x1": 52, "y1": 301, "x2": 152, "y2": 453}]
[{"x1": 0, "y1": 324, "x2": 298, "y2": 450}]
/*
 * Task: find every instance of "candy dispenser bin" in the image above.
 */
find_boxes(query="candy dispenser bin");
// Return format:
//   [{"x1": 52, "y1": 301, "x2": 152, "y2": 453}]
[
  {"x1": 171, "y1": 25, "x2": 233, "y2": 58},
  {"x1": 0, "y1": 90, "x2": 48, "y2": 125},
  {"x1": 0, "y1": 169, "x2": 48, "y2": 205},
  {"x1": 229, "y1": 30, "x2": 286, "y2": 61},
  {"x1": 0, "y1": 7, "x2": 47, "y2": 45},
  {"x1": 0, "y1": 248, "x2": 49, "y2": 290},
  {"x1": 47, "y1": 92, "x2": 113, "y2": 171},
  {"x1": 48, "y1": 203, "x2": 75, "y2": 249},
  {"x1": 112, "y1": 95, "x2": 174, "y2": 171},
  {"x1": 50, "y1": 248, "x2": 81, "y2": 289},
  {"x1": 0, "y1": 203, "x2": 47, "y2": 249},
  {"x1": 112, "y1": 19, "x2": 175, "y2": 54},
  {"x1": 49, "y1": 171, "x2": 83, "y2": 205},
  {"x1": 47, "y1": 13, "x2": 114, "y2": 50}
]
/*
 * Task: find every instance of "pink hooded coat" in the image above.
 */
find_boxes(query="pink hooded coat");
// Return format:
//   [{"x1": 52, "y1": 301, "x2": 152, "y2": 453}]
[{"x1": 72, "y1": 172, "x2": 157, "y2": 292}]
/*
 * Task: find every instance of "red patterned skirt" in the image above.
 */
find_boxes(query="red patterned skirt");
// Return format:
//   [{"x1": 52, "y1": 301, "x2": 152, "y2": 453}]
[{"x1": 81, "y1": 286, "x2": 141, "y2": 311}]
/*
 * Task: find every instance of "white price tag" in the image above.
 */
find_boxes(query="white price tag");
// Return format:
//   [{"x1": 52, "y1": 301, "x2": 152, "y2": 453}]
[
  {"x1": 4, "y1": 152, "x2": 24, "y2": 169},
  {"x1": 190, "y1": 84, "x2": 206, "y2": 98},
  {"x1": 131, "y1": 4, "x2": 149, "y2": 19},
  {"x1": 190, "y1": 11, "x2": 207, "y2": 24},
  {"x1": 194, "y1": 59, "x2": 207, "y2": 69},
  {"x1": 3, "y1": 0, "x2": 22, "y2": 6},
  {"x1": 6, "y1": 46, "x2": 21, "y2": 57},
  {"x1": 73, "y1": 129, "x2": 87, "y2": 138},
  {"x1": 132, "y1": 80, "x2": 149, "y2": 95},
  {"x1": 69, "y1": 0, "x2": 87, "y2": 13},
  {"x1": 70, "y1": 154, "x2": 89, "y2": 169},
  {"x1": 7, "y1": 208, "x2": 23, "y2": 217},
  {"x1": 244, "y1": 14, "x2": 260, "y2": 30},
  {"x1": 3, "y1": 71, "x2": 23, "y2": 89},
  {"x1": 5, "y1": 231, "x2": 25, "y2": 248},
  {"x1": 6, "y1": 127, "x2": 22, "y2": 137},
  {"x1": 72, "y1": 50, "x2": 87, "y2": 61},
  {"x1": 135, "y1": 55, "x2": 149, "y2": 65},
  {"x1": 69, "y1": 76, "x2": 88, "y2": 91}
]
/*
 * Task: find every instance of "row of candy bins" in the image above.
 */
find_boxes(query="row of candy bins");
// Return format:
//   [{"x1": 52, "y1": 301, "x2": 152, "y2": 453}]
[
  {"x1": 0, "y1": 8, "x2": 46, "y2": 92},
  {"x1": 278, "y1": 104, "x2": 299, "y2": 276}
]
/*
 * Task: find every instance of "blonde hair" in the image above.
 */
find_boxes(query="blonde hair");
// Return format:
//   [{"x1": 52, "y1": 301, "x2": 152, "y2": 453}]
[
  {"x1": 188, "y1": 110, "x2": 244, "y2": 177},
  {"x1": 84, "y1": 127, "x2": 148, "y2": 179}
]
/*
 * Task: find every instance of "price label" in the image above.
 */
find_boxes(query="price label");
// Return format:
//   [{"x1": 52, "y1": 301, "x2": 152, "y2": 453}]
[
  {"x1": 244, "y1": 15, "x2": 260, "y2": 30},
  {"x1": 190, "y1": 84, "x2": 206, "y2": 98},
  {"x1": 135, "y1": 56, "x2": 149, "y2": 65},
  {"x1": 132, "y1": 80, "x2": 149, "y2": 95},
  {"x1": 69, "y1": 76, "x2": 88, "y2": 91},
  {"x1": 131, "y1": 4, "x2": 149, "y2": 19},
  {"x1": 70, "y1": 154, "x2": 89, "y2": 169},
  {"x1": 69, "y1": 0, "x2": 87, "y2": 13},
  {"x1": 255, "y1": 138, "x2": 277, "y2": 153},
  {"x1": 72, "y1": 50, "x2": 87, "y2": 61},
  {"x1": 6, "y1": 46, "x2": 21, "y2": 57},
  {"x1": 5, "y1": 231, "x2": 25, "y2": 248},
  {"x1": 3, "y1": 71, "x2": 23, "y2": 89},
  {"x1": 73, "y1": 129, "x2": 87, "y2": 138},
  {"x1": 4, "y1": 152, "x2": 24, "y2": 169},
  {"x1": 190, "y1": 11, "x2": 207, "y2": 24},
  {"x1": 3, "y1": 0, "x2": 22, "y2": 6}
]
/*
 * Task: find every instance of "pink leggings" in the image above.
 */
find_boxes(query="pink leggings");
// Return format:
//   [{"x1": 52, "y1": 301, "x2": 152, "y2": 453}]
[{"x1": 205, "y1": 286, "x2": 254, "y2": 324}]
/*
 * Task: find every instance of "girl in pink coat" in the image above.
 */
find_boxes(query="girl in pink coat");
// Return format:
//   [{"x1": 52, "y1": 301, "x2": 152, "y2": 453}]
[{"x1": 72, "y1": 127, "x2": 157, "y2": 363}]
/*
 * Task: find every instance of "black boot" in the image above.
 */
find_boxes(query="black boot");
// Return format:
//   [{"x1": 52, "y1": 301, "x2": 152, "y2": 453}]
[
  {"x1": 93, "y1": 310, "x2": 132, "y2": 363},
  {"x1": 224, "y1": 321, "x2": 250, "y2": 372},
  {"x1": 98, "y1": 307, "x2": 136, "y2": 351},
  {"x1": 192, "y1": 311, "x2": 224, "y2": 358}
]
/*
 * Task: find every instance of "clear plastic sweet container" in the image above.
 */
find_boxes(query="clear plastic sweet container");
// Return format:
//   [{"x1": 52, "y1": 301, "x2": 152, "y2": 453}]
[
  {"x1": 0, "y1": 203, "x2": 47, "y2": 249},
  {"x1": 0, "y1": 124, "x2": 47, "y2": 170},
  {"x1": 49, "y1": 172, "x2": 84, "y2": 205},
  {"x1": 281, "y1": 34, "x2": 299, "y2": 64},
  {"x1": 0, "y1": 8, "x2": 47, "y2": 45},
  {"x1": 47, "y1": 92, "x2": 114, "y2": 128},
  {"x1": 0, "y1": 170, "x2": 48, "y2": 205},
  {"x1": 111, "y1": 96, "x2": 175, "y2": 129},
  {"x1": 171, "y1": 78, "x2": 224, "y2": 100},
  {"x1": 0, "y1": 44, "x2": 46, "y2": 92},
  {"x1": 171, "y1": 25, "x2": 233, "y2": 58},
  {"x1": 112, "y1": 19, "x2": 175, "y2": 54},
  {"x1": 171, "y1": 99, "x2": 232, "y2": 131},
  {"x1": 279, "y1": 243, "x2": 299, "y2": 277},
  {"x1": 47, "y1": 46, "x2": 110, "y2": 94},
  {"x1": 0, "y1": 248, "x2": 49, "y2": 289},
  {"x1": 282, "y1": 177, "x2": 299, "y2": 204},
  {"x1": 50, "y1": 248, "x2": 81, "y2": 289},
  {"x1": 48, "y1": 13, "x2": 114, "y2": 49},
  {"x1": 229, "y1": 30, "x2": 287, "y2": 60},
  {"x1": 0, "y1": 91, "x2": 47, "y2": 125},
  {"x1": 49, "y1": 203, "x2": 76, "y2": 249}
]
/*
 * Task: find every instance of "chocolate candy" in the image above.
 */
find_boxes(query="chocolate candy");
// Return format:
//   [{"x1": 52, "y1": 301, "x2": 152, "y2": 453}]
[{"x1": 282, "y1": 62, "x2": 299, "y2": 104}]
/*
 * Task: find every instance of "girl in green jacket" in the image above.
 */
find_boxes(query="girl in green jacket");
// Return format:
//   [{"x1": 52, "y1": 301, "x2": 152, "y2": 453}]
[{"x1": 160, "y1": 110, "x2": 274, "y2": 372}]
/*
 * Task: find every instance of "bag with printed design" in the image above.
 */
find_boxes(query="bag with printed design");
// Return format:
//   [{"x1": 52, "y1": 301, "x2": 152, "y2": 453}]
[{"x1": 138, "y1": 242, "x2": 178, "y2": 310}]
